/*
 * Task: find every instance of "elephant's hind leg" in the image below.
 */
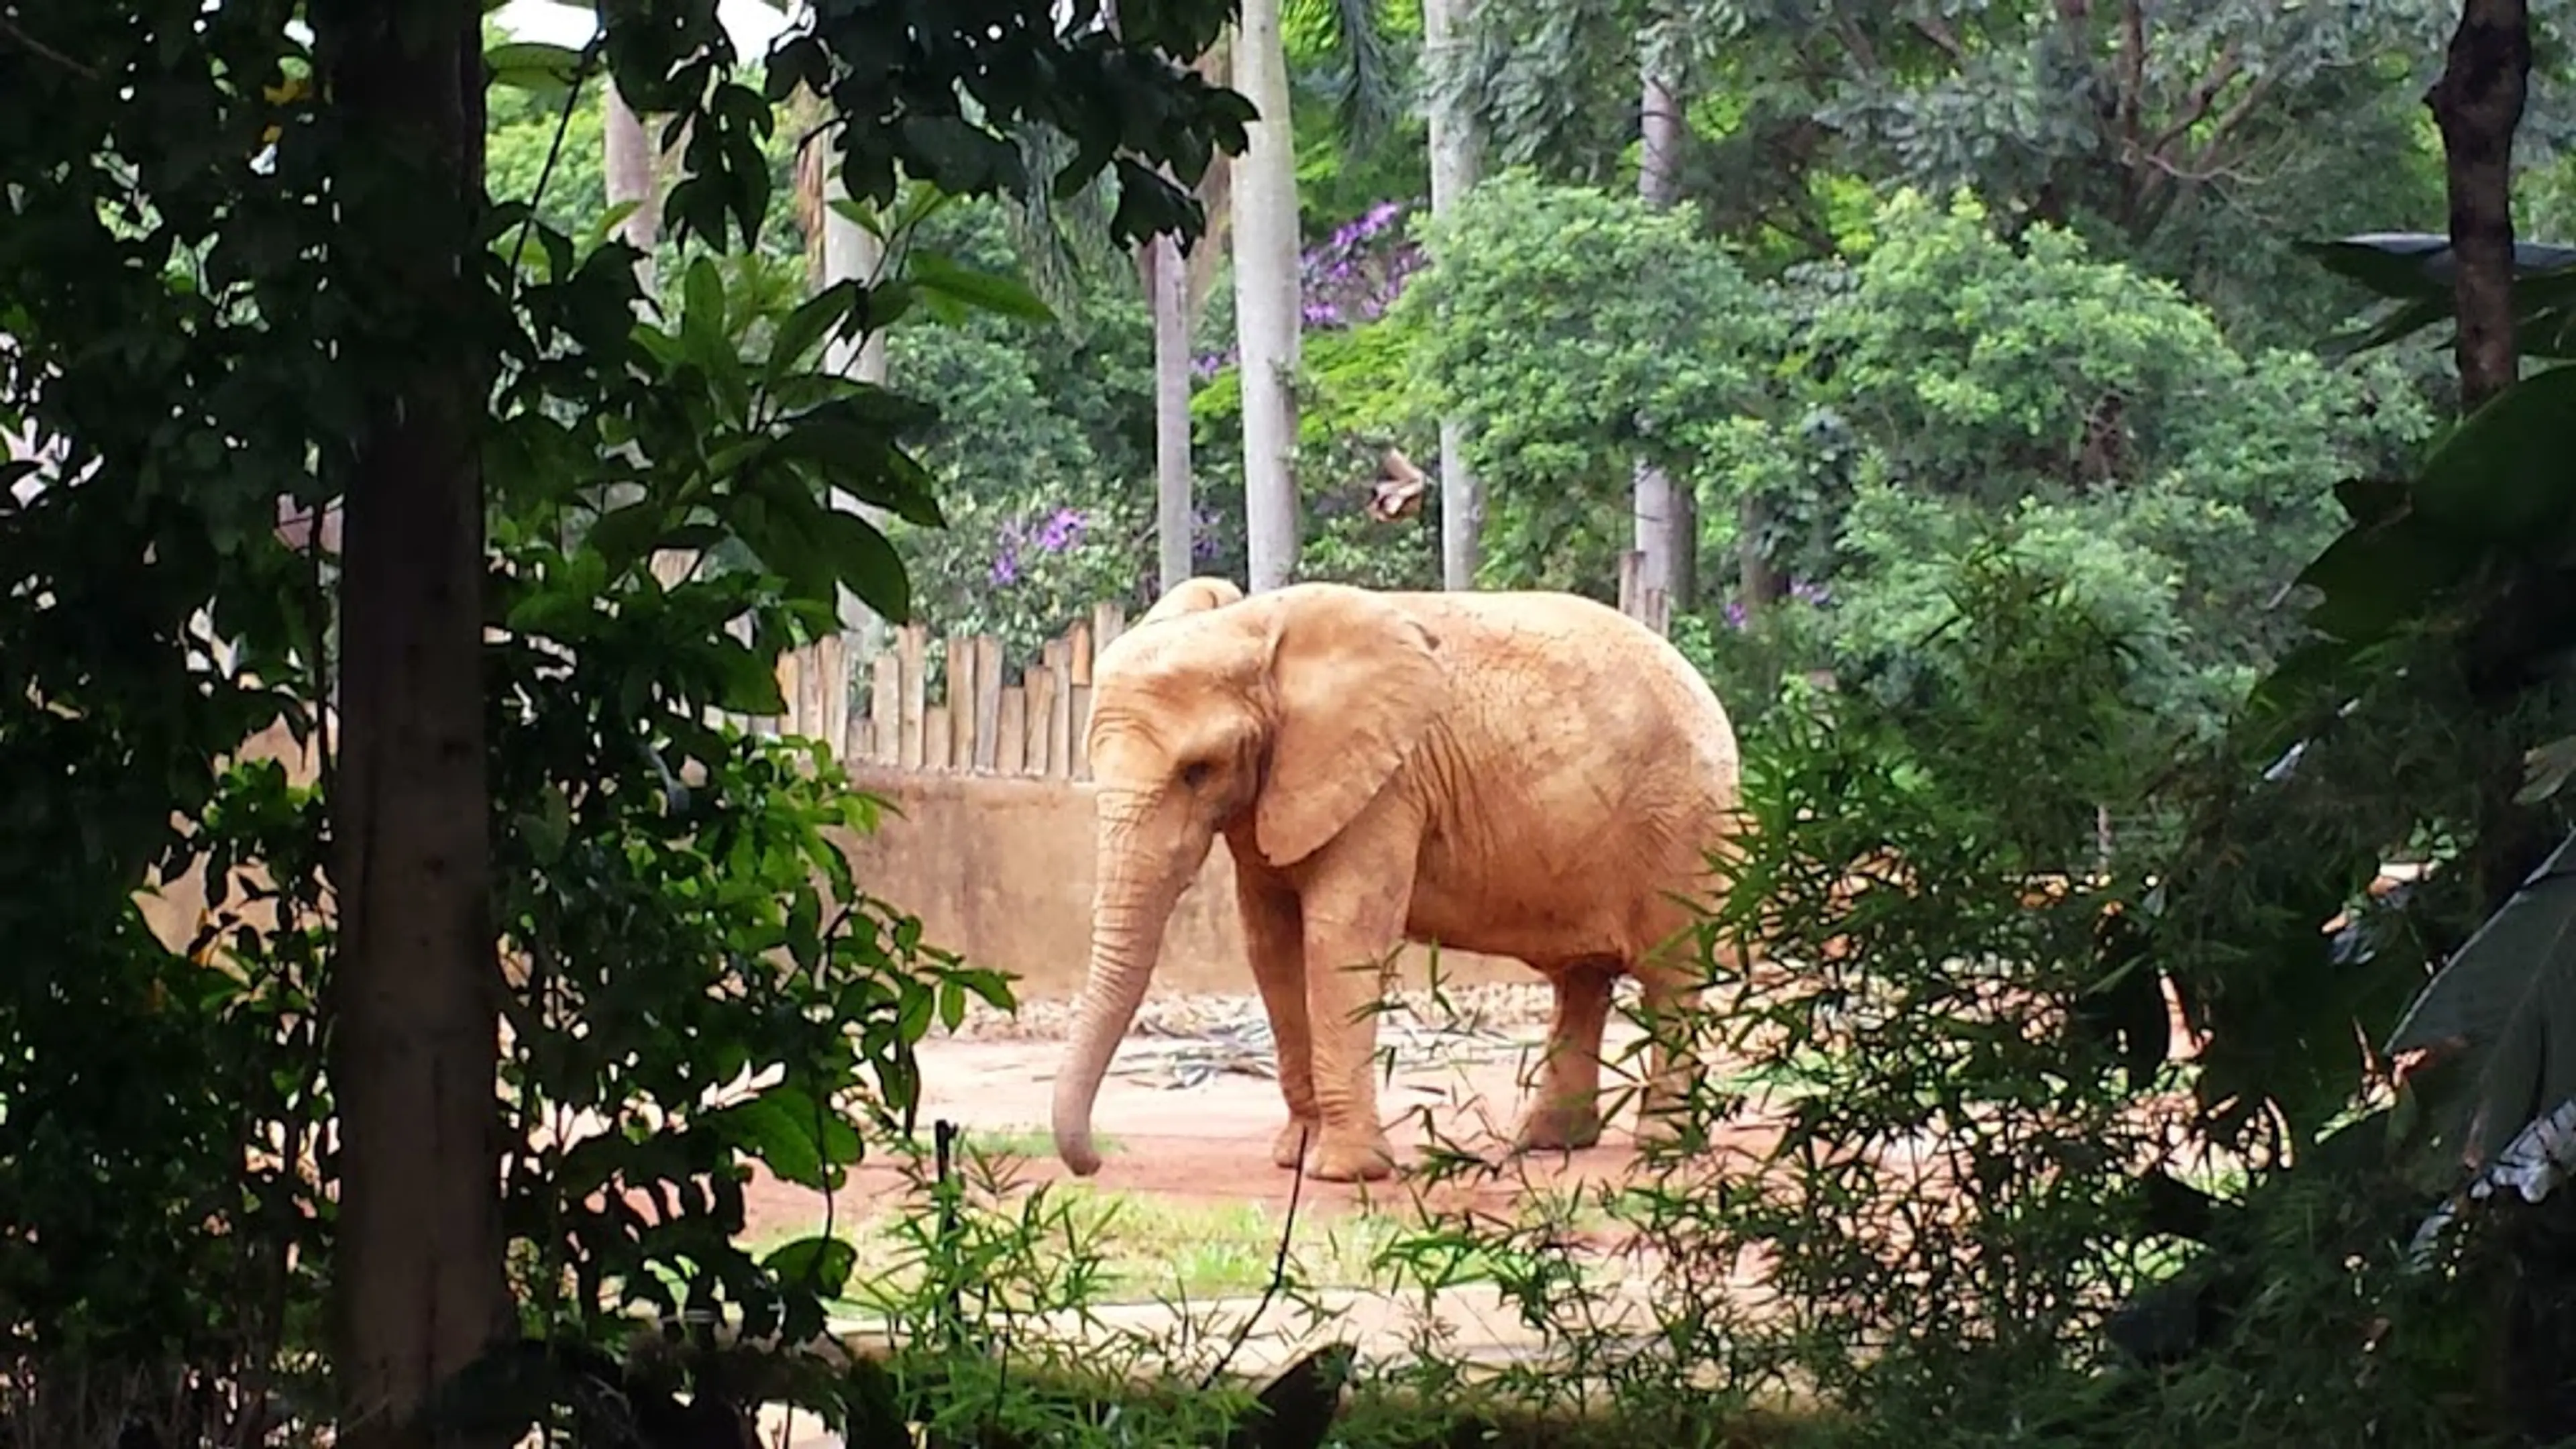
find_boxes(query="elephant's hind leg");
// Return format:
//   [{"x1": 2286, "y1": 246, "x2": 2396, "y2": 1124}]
[
  {"x1": 1631, "y1": 908, "x2": 1716, "y2": 1147},
  {"x1": 1515, "y1": 959, "x2": 1617, "y2": 1152}
]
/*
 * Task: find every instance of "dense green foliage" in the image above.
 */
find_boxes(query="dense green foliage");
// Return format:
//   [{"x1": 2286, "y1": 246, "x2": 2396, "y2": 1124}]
[
  {"x1": 0, "y1": 0, "x2": 1251, "y2": 1434},
  {"x1": 6, "y1": 0, "x2": 2576, "y2": 1440}
]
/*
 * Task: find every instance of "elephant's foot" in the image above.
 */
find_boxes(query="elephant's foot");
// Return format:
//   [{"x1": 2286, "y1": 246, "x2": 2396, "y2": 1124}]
[
  {"x1": 1271, "y1": 1116, "x2": 1322, "y2": 1169},
  {"x1": 1305, "y1": 1124, "x2": 1399, "y2": 1182},
  {"x1": 1514, "y1": 1099, "x2": 1604, "y2": 1154}
]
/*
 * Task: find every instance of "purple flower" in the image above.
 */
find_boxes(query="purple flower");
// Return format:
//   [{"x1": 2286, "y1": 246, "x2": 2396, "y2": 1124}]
[
  {"x1": 1036, "y1": 506, "x2": 1085, "y2": 553},
  {"x1": 989, "y1": 547, "x2": 1020, "y2": 586},
  {"x1": 1723, "y1": 600, "x2": 1748, "y2": 630},
  {"x1": 1789, "y1": 578, "x2": 1831, "y2": 606}
]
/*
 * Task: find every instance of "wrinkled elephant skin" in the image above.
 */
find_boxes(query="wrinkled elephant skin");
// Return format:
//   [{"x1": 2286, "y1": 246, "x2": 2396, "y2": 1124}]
[{"x1": 1050, "y1": 578, "x2": 1745, "y2": 1183}]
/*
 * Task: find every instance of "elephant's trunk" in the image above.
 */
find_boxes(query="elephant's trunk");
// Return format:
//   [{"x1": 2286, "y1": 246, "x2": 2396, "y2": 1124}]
[{"x1": 1053, "y1": 792, "x2": 1199, "y2": 1176}]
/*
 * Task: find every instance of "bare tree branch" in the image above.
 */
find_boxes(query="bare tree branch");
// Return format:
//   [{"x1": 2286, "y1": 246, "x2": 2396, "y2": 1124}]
[
  {"x1": 2141, "y1": 46, "x2": 2242, "y2": 158},
  {"x1": 1, "y1": 17, "x2": 100, "y2": 79},
  {"x1": 1909, "y1": 16, "x2": 1967, "y2": 63}
]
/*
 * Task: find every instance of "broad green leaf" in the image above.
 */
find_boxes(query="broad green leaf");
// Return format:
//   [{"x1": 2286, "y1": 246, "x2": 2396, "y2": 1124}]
[
  {"x1": 2412, "y1": 364, "x2": 2576, "y2": 547},
  {"x1": 764, "y1": 421, "x2": 944, "y2": 529},
  {"x1": 583, "y1": 501, "x2": 668, "y2": 576},
  {"x1": 706, "y1": 636, "x2": 789, "y2": 715},
  {"x1": 517, "y1": 783, "x2": 572, "y2": 865},
  {"x1": 2300, "y1": 233, "x2": 2576, "y2": 301},
  {"x1": 504, "y1": 587, "x2": 598, "y2": 640},
  {"x1": 485, "y1": 40, "x2": 586, "y2": 95},
  {"x1": 905, "y1": 252, "x2": 1055, "y2": 325},
  {"x1": 708, "y1": 1093, "x2": 828, "y2": 1189},
  {"x1": 811, "y1": 506, "x2": 912, "y2": 624},
  {"x1": 761, "y1": 1234, "x2": 859, "y2": 1298},
  {"x1": 765, "y1": 280, "x2": 863, "y2": 384},
  {"x1": 590, "y1": 199, "x2": 645, "y2": 250},
  {"x1": 2292, "y1": 514, "x2": 2469, "y2": 644},
  {"x1": 2308, "y1": 234, "x2": 2576, "y2": 359},
  {"x1": 2520, "y1": 736, "x2": 2576, "y2": 806},
  {"x1": 2386, "y1": 828, "x2": 2576, "y2": 1170},
  {"x1": 680, "y1": 256, "x2": 729, "y2": 357}
]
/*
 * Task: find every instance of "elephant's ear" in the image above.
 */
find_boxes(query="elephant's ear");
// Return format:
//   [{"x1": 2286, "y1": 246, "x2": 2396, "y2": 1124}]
[
  {"x1": 1137, "y1": 576, "x2": 1245, "y2": 627},
  {"x1": 1254, "y1": 585, "x2": 1447, "y2": 868}
]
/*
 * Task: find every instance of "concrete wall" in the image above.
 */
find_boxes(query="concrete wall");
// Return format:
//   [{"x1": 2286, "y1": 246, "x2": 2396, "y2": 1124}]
[
  {"x1": 830, "y1": 769, "x2": 1529, "y2": 1002},
  {"x1": 135, "y1": 733, "x2": 1536, "y2": 1005}
]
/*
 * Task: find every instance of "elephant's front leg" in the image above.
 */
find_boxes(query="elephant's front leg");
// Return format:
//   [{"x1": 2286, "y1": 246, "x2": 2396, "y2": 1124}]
[
  {"x1": 1236, "y1": 871, "x2": 1319, "y2": 1169},
  {"x1": 1297, "y1": 839, "x2": 1419, "y2": 1183}
]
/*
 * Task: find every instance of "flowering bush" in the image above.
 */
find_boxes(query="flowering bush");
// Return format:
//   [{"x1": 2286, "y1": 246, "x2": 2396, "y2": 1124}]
[
  {"x1": 900, "y1": 492, "x2": 1149, "y2": 666},
  {"x1": 1195, "y1": 197, "x2": 1426, "y2": 380}
]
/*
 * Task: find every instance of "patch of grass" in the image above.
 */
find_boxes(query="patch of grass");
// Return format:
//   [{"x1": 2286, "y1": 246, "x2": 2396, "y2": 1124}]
[
  {"x1": 774, "y1": 1186, "x2": 1414, "y2": 1316},
  {"x1": 883, "y1": 1123, "x2": 1126, "y2": 1161}
]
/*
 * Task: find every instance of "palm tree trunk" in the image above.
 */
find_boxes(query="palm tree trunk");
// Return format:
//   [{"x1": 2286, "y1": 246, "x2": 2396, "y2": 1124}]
[
  {"x1": 602, "y1": 83, "x2": 661, "y2": 301},
  {"x1": 1630, "y1": 63, "x2": 1685, "y2": 625},
  {"x1": 795, "y1": 105, "x2": 896, "y2": 647},
  {"x1": 1149, "y1": 235, "x2": 1197, "y2": 591},
  {"x1": 1424, "y1": 0, "x2": 1485, "y2": 590},
  {"x1": 604, "y1": 83, "x2": 697, "y2": 592},
  {"x1": 1234, "y1": 1, "x2": 1303, "y2": 593}
]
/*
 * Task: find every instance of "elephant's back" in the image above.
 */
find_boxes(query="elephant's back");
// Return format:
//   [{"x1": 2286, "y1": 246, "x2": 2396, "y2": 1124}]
[{"x1": 1402, "y1": 590, "x2": 1741, "y2": 782}]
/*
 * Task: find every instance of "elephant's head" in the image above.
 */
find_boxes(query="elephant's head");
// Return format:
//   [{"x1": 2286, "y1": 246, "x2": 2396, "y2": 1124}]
[{"x1": 1050, "y1": 580, "x2": 1447, "y2": 1174}]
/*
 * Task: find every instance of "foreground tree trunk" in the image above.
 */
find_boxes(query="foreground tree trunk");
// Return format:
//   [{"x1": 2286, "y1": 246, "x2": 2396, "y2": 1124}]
[
  {"x1": 309, "y1": 2, "x2": 511, "y2": 1444},
  {"x1": 1233, "y1": 0, "x2": 1303, "y2": 593},
  {"x1": 1423, "y1": 0, "x2": 1485, "y2": 590}
]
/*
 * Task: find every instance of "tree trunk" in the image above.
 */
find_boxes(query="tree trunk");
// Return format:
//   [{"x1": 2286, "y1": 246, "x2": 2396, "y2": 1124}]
[
  {"x1": 1233, "y1": 1, "x2": 1303, "y2": 594},
  {"x1": 1149, "y1": 235, "x2": 1197, "y2": 592},
  {"x1": 807, "y1": 121, "x2": 897, "y2": 644},
  {"x1": 601, "y1": 82, "x2": 661, "y2": 301},
  {"x1": 604, "y1": 83, "x2": 694, "y2": 591},
  {"x1": 309, "y1": 3, "x2": 511, "y2": 1444},
  {"x1": 1424, "y1": 0, "x2": 1485, "y2": 590},
  {"x1": 2428, "y1": 0, "x2": 2531, "y2": 414},
  {"x1": 1630, "y1": 64, "x2": 1686, "y2": 623}
]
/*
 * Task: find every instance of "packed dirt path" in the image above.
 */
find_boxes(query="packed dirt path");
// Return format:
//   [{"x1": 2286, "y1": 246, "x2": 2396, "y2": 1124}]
[{"x1": 736, "y1": 1004, "x2": 1778, "y2": 1239}]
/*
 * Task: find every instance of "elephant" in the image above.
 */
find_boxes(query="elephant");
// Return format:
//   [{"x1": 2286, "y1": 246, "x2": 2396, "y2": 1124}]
[{"x1": 1049, "y1": 577, "x2": 1747, "y2": 1183}]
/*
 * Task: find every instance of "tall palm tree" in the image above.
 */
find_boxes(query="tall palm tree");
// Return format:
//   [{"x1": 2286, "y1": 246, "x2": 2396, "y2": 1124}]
[
  {"x1": 1421, "y1": 0, "x2": 1483, "y2": 589},
  {"x1": 1234, "y1": 0, "x2": 1303, "y2": 593},
  {"x1": 1235, "y1": 0, "x2": 1405, "y2": 593}
]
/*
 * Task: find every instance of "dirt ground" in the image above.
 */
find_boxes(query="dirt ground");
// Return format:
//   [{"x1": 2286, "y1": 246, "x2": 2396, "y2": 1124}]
[{"x1": 734, "y1": 1000, "x2": 1778, "y2": 1244}]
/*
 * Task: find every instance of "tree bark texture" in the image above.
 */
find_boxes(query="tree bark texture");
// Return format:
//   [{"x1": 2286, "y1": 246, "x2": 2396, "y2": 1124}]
[
  {"x1": 309, "y1": 2, "x2": 511, "y2": 1444},
  {"x1": 1631, "y1": 64, "x2": 1686, "y2": 623},
  {"x1": 1233, "y1": 1, "x2": 1304, "y2": 594},
  {"x1": 2428, "y1": 0, "x2": 2532, "y2": 413},
  {"x1": 601, "y1": 82, "x2": 661, "y2": 301},
  {"x1": 1424, "y1": 0, "x2": 1485, "y2": 590},
  {"x1": 1149, "y1": 235, "x2": 1198, "y2": 592}
]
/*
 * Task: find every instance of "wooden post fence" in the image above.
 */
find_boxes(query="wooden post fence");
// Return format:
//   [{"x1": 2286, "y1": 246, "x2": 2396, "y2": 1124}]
[{"x1": 724, "y1": 600, "x2": 1131, "y2": 781}]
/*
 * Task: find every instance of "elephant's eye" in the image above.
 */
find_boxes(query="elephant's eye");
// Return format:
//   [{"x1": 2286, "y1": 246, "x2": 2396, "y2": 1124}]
[{"x1": 1178, "y1": 759, "x2": 1215, "y2": 790}]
